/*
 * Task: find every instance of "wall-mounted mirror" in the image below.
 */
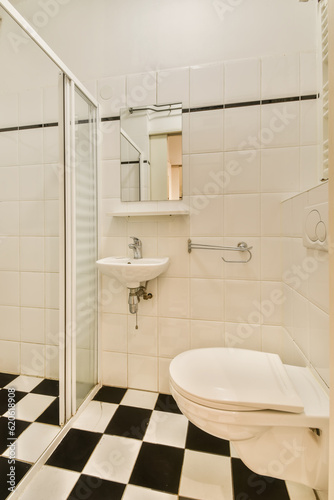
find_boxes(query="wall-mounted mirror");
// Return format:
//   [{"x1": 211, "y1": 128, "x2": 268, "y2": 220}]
[{"x1": 120, "y1": 103, "x2": 183, "y2": 201}]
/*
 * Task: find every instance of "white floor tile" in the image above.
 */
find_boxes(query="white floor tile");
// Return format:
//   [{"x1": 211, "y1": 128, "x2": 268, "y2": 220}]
[
  {"x1": 3, "y1": 393, "x2": 55, "y2": 421},
  {"x1": 123, "y1": 485, "x2": 178, "y2": 500},
  {"x1": 179, "y1": 450, "x2": 233, "y2": 500},
  {"x1": 17, "y1": 465, "x2": 79, "y2": 500},
  {"x1": 121, "y1": 389, "x2": 159, "y2": 410},
  {"x1": 286, "y1": 480, "x2": 317, "y2": 500},
  {"x1": 72, "y1": 401, "x2": 118, "y2": 433},
  {"x1": 83, "y1": 434, "x2": 141, "y2": 484},
  {"x1": 2, "y1": 422, "x2": 59, "y2": 463},
  {"x1": 144, "y1": 411, "x2": 188, "y2": 448},
  {"x1": 4, "y1": 375, "x2": 43, "y2": 392}
]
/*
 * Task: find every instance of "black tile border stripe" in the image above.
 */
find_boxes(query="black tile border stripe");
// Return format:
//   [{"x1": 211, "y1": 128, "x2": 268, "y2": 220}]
[
  {"x1": 0, "y1": 94, "x2": 319, "y2": 134},
  {"x1": 0, "y1": 121, "x2": 58, "y2": 133},
  {"x1": 98, "y1": 93, "x2": 319, "y2": 121},
  {"x1": 121, "y1": 160, "x2": 150, "y2": 165},
  {"x1": 101, "y1": 116, "x2": 121, "y2": 122}
]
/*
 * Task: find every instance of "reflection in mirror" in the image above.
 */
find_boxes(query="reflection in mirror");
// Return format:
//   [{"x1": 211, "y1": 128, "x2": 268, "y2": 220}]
[{"x1": 120, "y1": 103, "x2": 182, "y2": 201}]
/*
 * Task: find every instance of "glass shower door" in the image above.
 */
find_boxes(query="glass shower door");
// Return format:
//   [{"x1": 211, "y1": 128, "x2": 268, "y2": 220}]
[
  {"x1": 64, "y1": 76, "x2": 98, "y2": 416},
  {"x1": 73, "y1": 87, "x2": 98, "y2": 409}
]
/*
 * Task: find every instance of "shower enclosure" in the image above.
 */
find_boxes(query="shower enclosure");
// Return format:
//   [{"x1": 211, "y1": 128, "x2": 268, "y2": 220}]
[{"x1": 0, "y1": 0, "x2": 99, "y2": 493}]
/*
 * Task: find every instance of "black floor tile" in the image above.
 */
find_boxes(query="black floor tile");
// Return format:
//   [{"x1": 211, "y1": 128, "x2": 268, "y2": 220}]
[
  {"x1": 68, "y1": 474, "x2": 125, "y2": 500},
  {"x1": 0, "y1": 374, "x2": 18, "y2": 389},
  {"x1": 104, "y1": 405, "x2": 152, "y2": 440},
  {"x1": 0, "y1": 390, "x2": 27, "y2": 416},
  {"x1": 0, "y1": 418, "x2": 30, "y2": 454},
  {"x1": 154, "y1": 394, "x2": 182, "y2": 414},
  {"x1": 46, "y1": 429, "x2": 102, "y2": 472},
  {"x1": 31, "y1": 379, "x2": 59, "y2": 397},
  {"x1": 0, "y1": 457, "x2": 31, "y2": 500},
  {"x1": 129, "y1": 442, "x2": 184, "y2": 494},
  {"x1": 93, "y1": 386, "x2": 126, "y2": 404},
  {"x1": 186, "y1": 421, "x2": 230, "y2": 456},
  {"x1": 35, "y1": 398, "x2": 59, "y2": 426},
  {"x1": 231, "y1": 458, "x2": 290, "y2": 500}
]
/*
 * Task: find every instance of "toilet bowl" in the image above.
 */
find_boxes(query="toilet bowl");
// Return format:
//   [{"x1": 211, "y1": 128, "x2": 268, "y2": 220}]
[{"x1": 169, "y1": 348, "x2": 329, "y2": 491}]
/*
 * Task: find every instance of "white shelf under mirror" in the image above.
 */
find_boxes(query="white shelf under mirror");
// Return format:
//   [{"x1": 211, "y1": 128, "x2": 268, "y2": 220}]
[{"x1": 107, "y1": 209, "x2": 189, "y2": 217}]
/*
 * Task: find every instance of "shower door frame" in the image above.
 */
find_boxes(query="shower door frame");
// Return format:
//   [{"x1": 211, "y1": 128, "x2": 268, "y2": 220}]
[
  {"x1": 62, "y1": 75, "x2": 100, "y2": 420},
  {"x1": 0, "y1": 0, "x2": 101, "y2": 428}
]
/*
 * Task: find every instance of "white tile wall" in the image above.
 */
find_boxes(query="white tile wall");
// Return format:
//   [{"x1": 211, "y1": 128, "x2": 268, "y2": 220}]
[
  {"x1": 189, "y1": 110, "x2": 224, "y2": 154},
  {"x1": 260, "y1": 102, "x2": 300, "y2": 149},
  {"x1": 224, "y1": 58, "x2": 260, "y2": 104},
  {"x1": 190, "y1": 279, "x2": 224, "y2": 322},
  {"x1": 190, "y1": 320, "x2": 224, "y2": 349},
  {"x1": 225, "y1": 322, "x2": 261, "y2": 350},
  {"x1": 300, "y1": 146, "x2": 320, "y2": 192},
  {"x1": 128, "y1": 315, "x2": 158, "y2": 356},
  {"x1": 102, "y1": 351, "x2": 127, "y2": 387},
  {"x1": 224, "y1": 194, "x2": 260, "y2": 236},
  {"x1": 224, "y1": 105, "x2": 260, "y2": 152},
  {"x1": 281, "y1": 183, "x2": 329, "y2": 387},
  {"x1": 102, "y1": 313, "x2": 127, "y2": 353},
  {"x1": 157, "y1": 67, "x2": 189, "y2": 108},
  {"x1": 0, "y1": 306, "x2": 20, "y2": 342},
  {"x1": 127, "y1": 72, "x2": 157, "y2": 108},
  {"x1": 261, "y1": 147, "x2": 300, "y2": 193},
  {"x1": 158, "y1": 277, "x2": 189, "y2": 319},
  {"x1": 128, "y1": 354, "x2": 158, "y2": 391},
  {"x1": 300, "y1": 52, "x2": 318, "y2": 96},
  {"x1": 0, "y1": 237, "x2": 19, "y2": 271},
  {"x1": 309, "y1": 302, "x2": 329, "y2": 386},
  {"x1": 190, "y1": 63, "x2": 223, "y2": 107},
  {"x1": 0, "y1": 93, "x2": 18, "y2": 128},
  {"x1": 0, "y1": 272, "x2": 19, "y2": 306},
  {"x1": 43, "y1": 128, "x2": 59, "y2": 164},
  {"x1": 0, "y1": 132, "x2": 18, "y2": 166},
  {"x1": 97, "y1": 75, "x2": 127, "y2": 116},
  {"x1": 20, "y1": 237, "x2": 44, "y2": 272},
  {"x1": 158, "y1": 317, "x2": 190, "y2": 357},
  {"x1": 19, "y1": 129, "x2": 43, "y2": 165},
  {"x1": 0, "y1": 85, "x2": 60, "y2": 378},
  {"x1": 98, "y1": 54, "x2": 326, "y2": 392},
  {"x1": 0, "y1": 167, "x2": 19, "y2": 201},
  {"x1": 19, "y1": 89, "x2": 43, "y2": 126},
  {"x1": 224, "y1": 150, "x2": 260, "y2": 194},
  {"x1": 189, "y1": 153, "x2": 224, "y2": 195},
  {"x1": 0, "y1": 340, "x2": 20, "y2": 373},
  {"x1": 225, "y1": 280, "x2": 261, "y2": 324},
  {"x1": 21, "y1": 308, "x2": 45, "y2": 344},
  {"x1": 261, "y1": 54, "x2": 300, "y2": 99},
  {"x1": 190, "y1": 195, "x2": 224, "y2": 237},
  {"x1": 300, "y1": 100, "x2": 318, "y2": 146}
]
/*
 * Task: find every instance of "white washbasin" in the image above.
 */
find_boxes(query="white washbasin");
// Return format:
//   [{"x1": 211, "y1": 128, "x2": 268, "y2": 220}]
[{"x1": 96, "y1": 256, "x2": 170, "y2": 288}]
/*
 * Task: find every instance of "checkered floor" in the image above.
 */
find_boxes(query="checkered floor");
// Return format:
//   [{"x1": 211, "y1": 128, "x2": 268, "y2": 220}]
[
  {"x1": 0, "y1": 381, "x2": 316, "y2": 500},
  {"x1": 0, "y1": 372, "x2": 60, "y2": 500}
]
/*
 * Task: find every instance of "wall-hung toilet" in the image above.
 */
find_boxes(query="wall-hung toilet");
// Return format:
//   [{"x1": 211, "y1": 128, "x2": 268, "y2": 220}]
[{"x1": 169, "y1": 348, "x2": 329, "y2": 491}]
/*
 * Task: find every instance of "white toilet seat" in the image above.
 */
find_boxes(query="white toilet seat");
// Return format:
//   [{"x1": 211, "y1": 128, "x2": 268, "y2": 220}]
[{"x1": 169, "y1": 348, "x2": 304, "y2": 413}]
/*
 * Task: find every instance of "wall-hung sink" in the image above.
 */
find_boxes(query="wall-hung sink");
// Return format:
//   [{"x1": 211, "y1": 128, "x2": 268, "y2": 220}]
[{"x1": 96, "y1": 256, "x2": 170, "y2": 288}]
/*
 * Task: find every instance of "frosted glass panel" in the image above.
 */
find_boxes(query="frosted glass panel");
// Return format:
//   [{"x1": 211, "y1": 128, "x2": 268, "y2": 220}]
[{"x1": 74, "y1": 88, "x2": 98, "y2": 409}]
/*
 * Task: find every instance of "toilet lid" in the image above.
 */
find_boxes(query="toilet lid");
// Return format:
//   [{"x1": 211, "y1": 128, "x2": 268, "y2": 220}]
[{"x1": 169, "y1": 348, "x2": 304, "y2": 413}]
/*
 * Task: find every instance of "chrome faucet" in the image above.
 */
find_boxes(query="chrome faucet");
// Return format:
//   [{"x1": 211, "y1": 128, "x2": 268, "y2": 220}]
[{"x1": 129, "y1": 236, "x2": 142, "y2": 259}]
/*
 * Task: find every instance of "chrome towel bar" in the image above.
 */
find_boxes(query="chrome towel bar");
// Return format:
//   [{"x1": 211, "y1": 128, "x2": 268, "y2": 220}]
[{"x1": 187, "y1": 239, "x2": 253, "y2": 264}]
